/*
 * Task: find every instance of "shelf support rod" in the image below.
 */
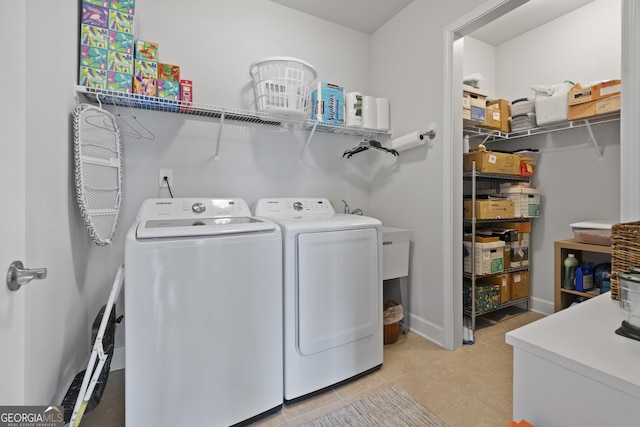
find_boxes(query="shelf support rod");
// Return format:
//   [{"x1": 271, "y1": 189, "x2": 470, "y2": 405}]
[
  {"x1": 214, "y1": 111, "x2": 225, "y2": 160},
  {"x1": 300, "y1": 121, "x2": 318, "y2": 160},
  {"x1": 584, "y1": 120, "x2": 604, "y2": 162}
]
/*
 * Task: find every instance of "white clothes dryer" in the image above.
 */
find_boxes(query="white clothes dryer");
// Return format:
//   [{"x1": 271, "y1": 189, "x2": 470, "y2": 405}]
[
  {"x1": 254, "y1": 198, "x2": 383, "y2": 402},
  {"x1": 125, "y1": 198, "x2": 282, "y2": 427}
]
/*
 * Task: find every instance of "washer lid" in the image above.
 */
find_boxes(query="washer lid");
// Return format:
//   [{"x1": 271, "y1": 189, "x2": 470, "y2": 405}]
[
  {"x1": 134, "y1": 198, "x2": 276, "y2": 238},
  {"x1": 136, "y1": 216, "x2": 275, "y2": 239}
]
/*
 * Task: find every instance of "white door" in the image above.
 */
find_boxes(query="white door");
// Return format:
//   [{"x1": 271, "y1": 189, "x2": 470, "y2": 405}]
[{"x1": 0, "y1": 1, "x2": 27, "y2": 404}]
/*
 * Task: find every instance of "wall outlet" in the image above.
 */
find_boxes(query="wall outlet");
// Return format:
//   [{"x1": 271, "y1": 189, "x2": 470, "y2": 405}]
[{"x1": 158, "y1": 169, "x2": 173, "y2": 188}]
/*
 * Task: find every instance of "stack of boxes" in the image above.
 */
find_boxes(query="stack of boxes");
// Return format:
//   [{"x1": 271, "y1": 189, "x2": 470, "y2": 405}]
[
  {"x1": 80, "y1": 1, "x2": 134, "y2": 91},
  {"x1": 463, "y1": 146, "x2": 540, "y2": 310},
  {"x1": 79, "y1": 1, "x2": 192, "y2": 106},
  {"x1": 133, "y1": 40, "x2": 158, "y2": 97},
  {"x1": 463, "y1": 85, "x2": 511, "y2": 133},
  {"x1": 567, "y1": 79, "x2": 621, "y2": 121}
]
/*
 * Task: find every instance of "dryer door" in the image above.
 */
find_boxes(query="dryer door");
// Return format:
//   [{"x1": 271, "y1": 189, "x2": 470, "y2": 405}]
[{"x1": 297, "y1": 228, "x2": 379, "y2": 355}]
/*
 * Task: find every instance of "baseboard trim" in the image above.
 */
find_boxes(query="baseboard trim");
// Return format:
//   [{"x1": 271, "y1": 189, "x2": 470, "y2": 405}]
[{"x1": 110, "y1": 346, "x2": 125, "y2": 371}]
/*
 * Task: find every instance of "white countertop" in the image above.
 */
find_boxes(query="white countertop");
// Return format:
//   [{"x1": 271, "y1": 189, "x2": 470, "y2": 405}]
[{"x1": 506, "y1": 294, "x2": 640, "y2": 399}]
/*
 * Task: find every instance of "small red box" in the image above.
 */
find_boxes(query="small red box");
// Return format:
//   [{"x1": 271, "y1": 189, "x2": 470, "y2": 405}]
[{"x1": 180, "y1": 79, "x2": 192, "y2": 112}]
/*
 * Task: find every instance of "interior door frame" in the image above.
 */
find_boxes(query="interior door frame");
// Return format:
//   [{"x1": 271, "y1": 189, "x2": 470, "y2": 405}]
[
  {"x1": 441, "y1": 0, "x2": 639, "y2": 350},
  {"x1": 0, "y1": 0, "x2": 27, "y2": 404}
]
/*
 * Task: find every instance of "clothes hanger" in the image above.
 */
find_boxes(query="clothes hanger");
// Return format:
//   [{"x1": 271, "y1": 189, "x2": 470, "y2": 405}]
[{"x1": 342, "y1": 138, "x2": 399, "y2": 158}]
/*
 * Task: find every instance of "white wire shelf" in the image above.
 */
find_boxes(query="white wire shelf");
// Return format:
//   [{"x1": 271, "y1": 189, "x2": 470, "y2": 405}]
[
  {"x1": 464, "y1": 111, "x2": 620, "y2": 142},
  {"x1": 75, "y1": 85, "x2": 392, "y2": 137}
]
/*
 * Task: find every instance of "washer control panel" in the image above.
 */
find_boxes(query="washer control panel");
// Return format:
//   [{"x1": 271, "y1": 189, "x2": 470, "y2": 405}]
[
  {"x1": 254, "y1": 198, "x2": 335, "y2": 217},
  {"x1": 137, "y1": 198, "x2": 252, "y2": 220}
]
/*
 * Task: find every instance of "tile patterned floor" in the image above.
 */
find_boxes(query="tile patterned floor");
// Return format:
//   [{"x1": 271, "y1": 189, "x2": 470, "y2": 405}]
[{"x1": 80, "y1": 307, "x2": 544, "y2": 427}]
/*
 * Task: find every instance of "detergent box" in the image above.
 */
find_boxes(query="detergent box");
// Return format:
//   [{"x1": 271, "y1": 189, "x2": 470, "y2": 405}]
[
  {"x1": 109, "y1": 10, "x2": 134, "y2": 34},
  {"x1": 81, "y1": 24, "x2": 108, "y2": 49},
  {"x1": 109, "y1": 30, "x2": 133, "y2": 54},
  {"x1": 80, "y1": 46, "x2": 107, "y2": 70},
  {"x1": 158, "y1": 63, "x2": 180, "y2": 82},
  {"x1": 82, "y1": 3, "x2": 109, "y2": 28},
  {"x1": 311, "y1": 82, "x2": 344, "y2": 123},
  {"x1": 108, "y1": 51, "x2": 133, "y2": 74},
  {"x1": 134, "y1": 40, "x2": 158, "y2": 61},
  {"x1": 134, "y1": 59, "x2": 157, "y2": 78},
  {"x1": 109, "y1": 0, "x2": 135, "y2": 14},
  {"x1": 107, "y1": 71, "x2": 132, "y2": 93}
]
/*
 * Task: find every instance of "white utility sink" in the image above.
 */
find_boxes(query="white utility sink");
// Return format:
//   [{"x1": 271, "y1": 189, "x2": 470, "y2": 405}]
[{"x1": 382, "y1": 227, "x2": 411, "y2": 280}]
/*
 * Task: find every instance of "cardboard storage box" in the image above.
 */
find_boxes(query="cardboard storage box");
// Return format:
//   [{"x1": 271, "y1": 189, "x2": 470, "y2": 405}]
[
  {"x1": 463, "y1": 86, "x2": 487, "y2": 126},
  {"x1": 463, "y1": 106, "x2": 486, "y2": 123},
  {"x1": 568, "y1": 80, "x2": 621, "y2": 105},
  {"x1": 567, "y1": 95, "x2": 620, "y2": 121},
  {"x1": 477, "y1": 273, "x2": 511, "y2": 305},
  {"x1": 502, "y1": 221, "x2": 532, "y2": 233},
  {"x1": 463, "y1": 151, "x2": 521, "y2": 175},
  {"x1": 500, "y1": 190, "x2": 541, "y2": 218},
  {"x1": 463, "y1": 240, "x2": 505, "y2": 275},
  {"x1": 511, "y1": 271, "x2": 530, "y2": 300},
  {"x1": 464, "y1": 198, "x2": 515, "y2": 220},
  {"x1": 482, "y1": 99, "x2": 511, "y2": 132},
  {"x1": 476, "y1": 228, "x2": 518, "y2": 268}
]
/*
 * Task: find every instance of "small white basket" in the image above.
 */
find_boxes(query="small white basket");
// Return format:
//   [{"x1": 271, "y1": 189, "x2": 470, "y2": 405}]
[{"x1": 249, "y1": 57, "x2": 317, "y2": 119}]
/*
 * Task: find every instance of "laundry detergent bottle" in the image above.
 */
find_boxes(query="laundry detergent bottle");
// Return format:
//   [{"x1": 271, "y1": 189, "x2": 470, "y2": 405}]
[
  {"x1": 575, "y1": 264, "x2": 594, "y2": 292},
  {"x1": 563, "y1": 253, "x2": 579, "y2": 290}
]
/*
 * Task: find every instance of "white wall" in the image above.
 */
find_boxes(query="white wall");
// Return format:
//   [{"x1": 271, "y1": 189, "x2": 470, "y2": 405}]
[
  {"x1": 369, "y1": 0, "x2": 487, "y2": 345},
  {"x1": 465, "y1": 0, "x2": 621, "y2": 313}
]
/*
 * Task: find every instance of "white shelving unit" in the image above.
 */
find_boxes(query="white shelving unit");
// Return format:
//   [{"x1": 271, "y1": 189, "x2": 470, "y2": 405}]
[
  {"x1": 75, "y1": 86, "x2": 392, "y2": 159},
  {"x1": 464, "y1": 112, "x2": 620, "y2": 162}
]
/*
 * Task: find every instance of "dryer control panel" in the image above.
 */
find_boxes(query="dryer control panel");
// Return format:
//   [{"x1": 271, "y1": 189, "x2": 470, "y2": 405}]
[{"x1": 254, "y1": 198, "x2": 335, "y2": 217}]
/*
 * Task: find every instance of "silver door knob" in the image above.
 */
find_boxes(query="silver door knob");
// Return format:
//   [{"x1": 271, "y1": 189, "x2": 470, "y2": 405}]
[{"x1": 6, "y1": 261, "x2": 47, "y2": 291}]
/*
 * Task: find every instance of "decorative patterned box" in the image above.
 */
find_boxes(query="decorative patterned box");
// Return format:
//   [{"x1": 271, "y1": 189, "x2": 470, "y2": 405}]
[
  {"x1": 79, "y1": 66, "x2": 107, "y2": 88},
  {"x1": 108, "y1": 71, "x2": 132, "y2": 93},
  {"x1": 134, "y1": 40, "x2": 158, "y2": 61},
  {"x1": 158, "y1": 63, "x2": 180, "y2": 82},
  {"x1": 157, "y1": 80, "x2": 180, "y2": 100},
  {"x1": 134, "y1": 59, "x2": 157, "y2": 78},
  {"x1": 109, "y1": 0, "x2": 135, "y2": 14},
  {"x1": 109, "y1": 30, "x2": 133, "y2": 54},
  {"x1": 108, "y1": 51, "x2": 133, "y2": 74},
  {"x1": 109, "y1": 10, "x2": 133, "y2": 34},
  {"x1": 81, "y1": 24, "x2": 108, "y2": 49},
  {"x1": 85, "y1": 0, "x2": 108, "y2": 7},
  {"x1": 464, "y1": 283, "x2": 501, "y2": 313},
  {"x1": 80, "y1": 46, "x2": 107, "y2": 70},
  {"x1": 82, "y1": 3, "x2": 109, "y2": 28},
  {"x1": 133, "y1": 75, "x2": 157, "y2": 97}
]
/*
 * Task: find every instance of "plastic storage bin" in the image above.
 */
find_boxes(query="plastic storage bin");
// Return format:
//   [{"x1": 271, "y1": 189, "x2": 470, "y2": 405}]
[
  {"x1": 249, "y1": 57, "x2": 318, "y2": 119},
  {"x1": 570, "y1": 220, "x2": 616, "y2": 246}
]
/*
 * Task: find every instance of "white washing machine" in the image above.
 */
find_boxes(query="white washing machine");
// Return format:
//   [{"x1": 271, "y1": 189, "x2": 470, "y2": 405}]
[
  {"x1": 125, "y1": 198, "x2": 283, "y2": 427},
  {"x1": 254, "y1": 198, "x2": 383, "y2": 401}
]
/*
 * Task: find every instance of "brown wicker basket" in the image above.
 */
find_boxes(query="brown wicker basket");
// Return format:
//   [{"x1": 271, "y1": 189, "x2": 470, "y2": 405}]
[
  {"x1": 383, "y1": 300, "x2": 402, "y2": 345},
  {"x1": 384, "y1": 322, "x2": 400, "y2": 345},
  {"x1": 610, "y1": 221, "x2": 640, "y2": 301}
]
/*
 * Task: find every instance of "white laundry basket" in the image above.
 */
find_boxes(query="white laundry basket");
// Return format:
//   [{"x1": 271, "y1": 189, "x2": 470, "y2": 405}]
[{"x1": 249, "y1": 57, "x2": 317, "y2": 119}]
